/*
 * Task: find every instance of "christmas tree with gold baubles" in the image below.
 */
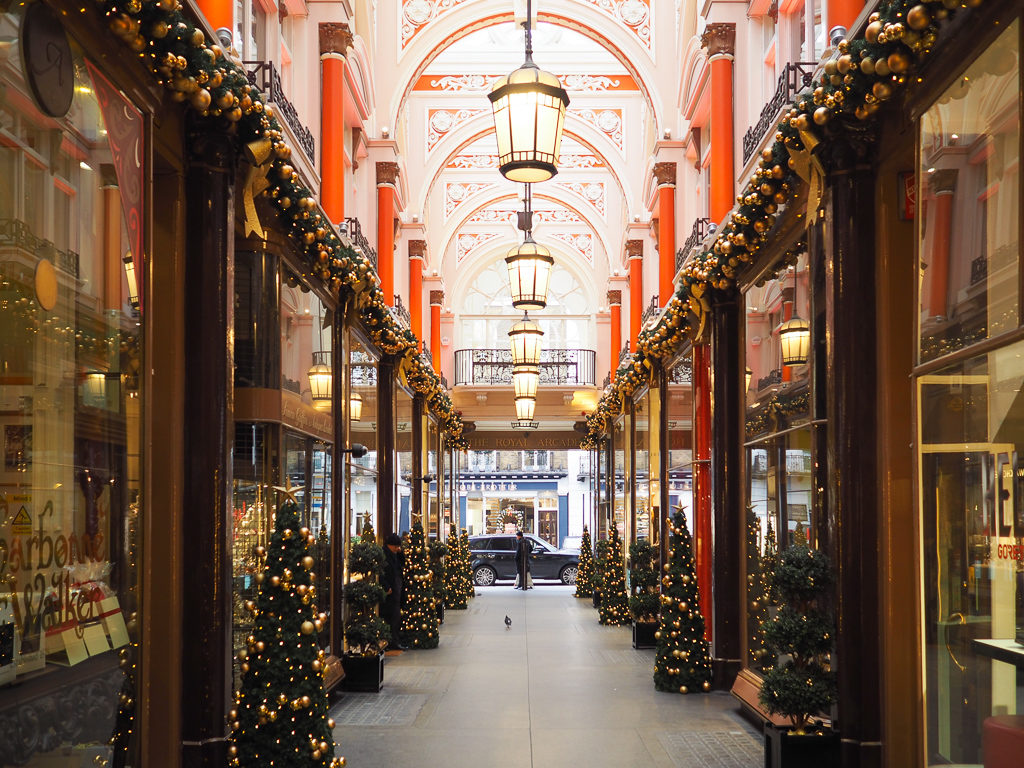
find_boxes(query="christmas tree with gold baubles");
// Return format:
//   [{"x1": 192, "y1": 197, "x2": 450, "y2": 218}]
[
  {"x1": 653, "y1": 508, "x2": 712, "y2": 694},
  {"x1": 574, "y1": 526, "x2": 595, "y2": 598},
  {"x1": 399, "y1": 522, "x2": 440, "y2": 648},
  {"x1": 598, "y1": 526, "x2": 629, "y2": 625},
  {"x1": 459, "y1": 529, "x2": 475, "y2": 601},
  {"x1": 228, "y1": 498, "x2": 343, "y2": 767},
  {"x1": 445, "y1": 524, "x2": 471, "y2": 609},
  {"x1": 746, "y1": 506, "x2": 774, "y2": 675}
]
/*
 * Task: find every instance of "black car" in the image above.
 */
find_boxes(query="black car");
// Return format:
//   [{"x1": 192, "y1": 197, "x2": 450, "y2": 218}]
[{"x1": 468, "y1": 533, "x2": 579, "y2": 586}]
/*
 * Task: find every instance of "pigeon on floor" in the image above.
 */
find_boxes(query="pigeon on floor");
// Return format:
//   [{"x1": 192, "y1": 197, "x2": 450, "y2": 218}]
[{"x1": 504, "y1": 615, "x2": 512, "y2": 630}]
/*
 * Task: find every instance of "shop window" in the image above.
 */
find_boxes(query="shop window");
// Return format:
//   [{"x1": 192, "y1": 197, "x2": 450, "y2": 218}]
[
  {"x1": 0, "y1": 24, "x2": 145, "y2": 763},
  {"x1": 347, "y1": 334, "x2": 377, "y2": 535},
  {"x1": 918, "y1": 21, "x2": 1019, "y2": 363},
  {"x1": 634, "y1": 390, "x2": 651, "y2": 542},
  {"x1": 280, "y1": 274, "x2": 331, "y2": 409},
  {"x1": 426, "y1": 416, "x2": 438, "y2": 537},
  {"x1": 613, "y1": 414, "x2": 629, "y2": 538},
  {"x1": 666, "y1": 356, "x2": 694, "y2": 525},
  {"x1": 918, "y1": 23, "x2": 1023, "y2": 764},
  {"x1": 235, "y1": 0, "x2": 268, "y2": 60},
  {"x1": 396, "y1": 386, "x2": 414, "y2": 532}
]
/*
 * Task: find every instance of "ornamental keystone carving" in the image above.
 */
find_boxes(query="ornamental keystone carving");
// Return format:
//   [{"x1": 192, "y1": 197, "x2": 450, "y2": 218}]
[
  {"x1": 409, "y1": 240, "x2": 426, "y2": 259},
  {"x1": 626, "y1": 240, "x2": 644, "y2": 259},
  {"x1": 429, "y1": 290, "x2": 445, "y2": 305},
  {"x1": 653, "y1": 162, "x2": 676, "y2": 186},
  {"x1": 319, "y1": 23, "x2": 353, "y2": 55},
  {"x1": 376, "y1": 161, "x2": 400, "y2": 186},
  {"x1": 701, "y1": 23, "x2": 736, "y2": 57},
  {"x1": 607, "y1": 290, "x2": 622, "y2": 305}
]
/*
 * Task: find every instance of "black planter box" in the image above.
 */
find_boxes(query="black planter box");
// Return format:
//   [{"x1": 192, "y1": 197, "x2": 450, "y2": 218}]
[
  {"x1": 764, "y1": 723, "x2": 839, "y2": 768},
  {"x1": 632, "y1": 620, "x2": 658, "y2": 649},
  {"x1": 341, "y1": 652, "x2": 384, "y2": 692}
]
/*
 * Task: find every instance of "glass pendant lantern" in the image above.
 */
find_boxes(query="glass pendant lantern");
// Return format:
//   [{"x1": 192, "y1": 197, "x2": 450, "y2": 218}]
[
  {"x1": 506, "y1": 233, "x2": 554, "y2": 311},
  {"x1": 308, "y1": 351, "x2": 333, "y2": 410},
  {"x1": 349, "y1": 391, "x2": 363, "y2": 421},
  {"x1": 508, "y1": 313, "x2": 544, "y2": 365},
  {"x1": 515, "y1": 396, "x2": 536, "y2": 421},
  {"x1": 779, "y1": 317, "x2": 811, "y2": 366},
  {"x1": 512, "y1": 363, "x2": 540, "y2": 400}
]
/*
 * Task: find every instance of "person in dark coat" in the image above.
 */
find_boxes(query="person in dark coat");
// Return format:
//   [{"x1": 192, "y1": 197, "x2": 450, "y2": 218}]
[
  {"x1": 514, "y1": 531, "x2": 532, "y2": 590},
  {"x1": 382, "y1": 532, "x2": 407, "y2": 650}
]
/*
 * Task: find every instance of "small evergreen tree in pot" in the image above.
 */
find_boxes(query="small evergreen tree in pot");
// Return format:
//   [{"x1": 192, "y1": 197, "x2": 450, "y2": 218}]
[
  {"x1": 759, "y1": 543, "x2": 836, "y2": 734},
  {"x1": 592, "y1": 538, "x2": 610, "y2": 610},
  {"x1": 344, "y1": 530, "x2": 389, "y2": 655},
  {"x1": 428, "y1": 538, "x2": 448, "y2": 623},
  {"x1": 399, "y1": 523, "x2": 440, "y2": 649},
  {"x1": 574, "y1": 526, "x2": 596, "y2": 598},
  {"x1": 628, "y1": 539, "x2": 659, "y2": 622},
  {"x1": 598, "y1": 527, "x2": 629, "y2": 626},
  {"x1": 445, "y1": 524, "x2": 471, "y2": 609}
]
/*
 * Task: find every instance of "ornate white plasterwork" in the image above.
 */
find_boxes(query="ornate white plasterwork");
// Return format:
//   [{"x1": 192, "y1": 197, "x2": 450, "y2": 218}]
[
  {"x1": 425, "y1": 74, "x2": 624, "y2": 92},
  {"x1": 446, "y1": 152, "x2": 604, "y2": 169},
  {"x1": 402, "y1": 0, "x2": 471, "y2": 48},
  {"x1": 456, "y1": 232, "x2": 502, "y2": 263},
  {"x1": 550, "y1": 232, "x2": 595, "y2": 262},
  {"x1": 466, "y1": 208, "x2": 585, "y2": 226},
  {"x1": 568, "y1": 108, "x2": 624, "y2": 153},
  {"x1": 427, "y1": 108, "x2": 487, "y2": 151},
  {"x1": 445, "y1": 182, "x2": 498, "y2": 218},
  {"x1": 555, "y1": 181, "x2": 606, "y2": 216}
]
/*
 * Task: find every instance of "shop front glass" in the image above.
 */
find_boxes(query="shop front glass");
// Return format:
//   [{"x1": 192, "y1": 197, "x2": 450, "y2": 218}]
[
  {"x1": 348, "y1": 334, "x2": 378, "y2": 537},
  {"x1": 918, "y1": 23, "x2": 1022, "y2": 764},
  {"x1": 613, "y1": 413, "x2": 628, "y2": 538},
  {"x1": 743, "y1": 248, "x2": 816, "y2": 674},
  {"x1": 396, "y1": 386, "x2": 414, "y2": 532},
  {"x1": 666, "y1": 356, "x2": 693, "y2": 527},
  {"x1": 634, "y1": 389, "x2": 650, "y2": 542},
  {"x1": 0, "y1": 14, "x2": 145, "y2": 760},
  {"x1": 427, "y1": 416, "x2": 438, "y2": 537}
]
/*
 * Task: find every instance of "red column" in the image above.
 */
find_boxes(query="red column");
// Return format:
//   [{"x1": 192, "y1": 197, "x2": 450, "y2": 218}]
[
  {"x1": 608, "y1": 290, "x2": 622, "y2": 372},
  {"x1": 196, "y1": 0, "x2": 231, "y2": 35},
  {"x1": 830, "y1": 0, "x2": 864, "y2": 31},
  {"x1": 409, "y1": 245, "x2": 424, "y2": 342},
  {"x1": 376, "y1": 162, "x2": 399, "y2": 305},
  {"x1": 627, "y1": 241, "x2": 643, "y2": 354},
  {"x1": 319, "y1": 25, "x2": 352, "y2": 224},
  {"x1": 692, "y1": 343, "x2": 713, "y2": 641},
  {"x1": 703, "y1": 24, "x2": 736, "y2": 225},
  {"x1": 654, "y1": 163, "x2": 676, "y2": 306},
  {"x1": 430, "y1": 290, "x2": 444, "y2": 374},
  {"x1": 928, "y1": 171, "x2": 958, "y2": 318}
]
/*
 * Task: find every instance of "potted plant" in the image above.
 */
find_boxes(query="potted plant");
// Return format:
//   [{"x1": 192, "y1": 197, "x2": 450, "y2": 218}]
[
  {"x1": 759, "y1": 543, "x2": 839, "y2": 767},
  {"x1": 592, "y1": 538, "x2": 610, "y2": 610},
  {"x1": 428, "y1": 538, "x2": 448, "y2": 624},
  {"x1": 628, "y1": 539, "x2": 659, "y2": 648},
  {"x1": 574, "y1": 526, "x2": 596, "y2": 599},
  {"x1": 598, "y1": 526, "x2": 629, "y2": 626},
  {"x1": 341, "y1": 531, "x2": 389, "y2": 691}
]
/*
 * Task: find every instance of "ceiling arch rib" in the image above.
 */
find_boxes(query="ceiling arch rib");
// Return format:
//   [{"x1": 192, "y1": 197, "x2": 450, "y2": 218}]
[
  {"x1": 414, "y1": 113, "x2": 633, "y2": 217},
  {"x1": 389, "y1": 8, "x2": 662, "y2": 141}
]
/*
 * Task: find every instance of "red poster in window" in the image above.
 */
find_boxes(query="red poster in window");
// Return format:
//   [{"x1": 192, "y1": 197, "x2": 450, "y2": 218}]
[
  {"x1": 898, "y1": 171, "x2": 916, "y2": 220},
  {"x1": 84, "y1": 59, "x2": 143, "y2": 308}
]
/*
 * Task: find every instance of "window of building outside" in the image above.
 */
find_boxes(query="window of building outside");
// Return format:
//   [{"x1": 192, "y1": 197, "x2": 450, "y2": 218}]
[
  {"x1": 441, "y1": 442, "x2": 453, "y2": 534},
  {"x1": 348, "y1": 335, "x2": 378, "y2": 536},
  {"x1": 917, "y1": 21, "x2": 1021, "y2": 764},
  {"x1": 0, "y1": 16, "x2": 144, "y2": 761},
  {"x1": 234, "y1": 0, "x2": 267, "y2": 60},
  {"x1": 666, "y1": 356, "x2": 694, "y2": 527},
  {"x1": 634, "y1": 388, "x2": 651, "y2": 542},
  {"x1": 743, "y1": 247, "x2": 817, "y2": 675},
  {"x1": 396, "y1": 386, "x2": 414, "y2": 532}
]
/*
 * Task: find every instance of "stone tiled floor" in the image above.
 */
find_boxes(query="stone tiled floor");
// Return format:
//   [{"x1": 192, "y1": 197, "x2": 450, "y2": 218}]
[{"x1": 330, "y1": 585, "x2": 761, "y2": 768}]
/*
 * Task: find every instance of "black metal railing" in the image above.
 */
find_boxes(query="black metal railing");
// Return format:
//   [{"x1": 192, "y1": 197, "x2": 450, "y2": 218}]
[
  {"x1": 339, "y1": 217, "x2": 377, "y2": 270},
  {"x1": 970, "y1": 254, "x2": 988, "y2": 285},
  {"x1": 454, "y1": 349, "x2": 596, "y2": 386},
  {"x1": 676, "y1": 217, "x2": 713, "y2": 273},
  {"x1": 244, "y1": 61, "x2": 316, "y2": 164},
  {"x1": 602, "y1": 373, "x2": 611, "y2": 389},
  {"x1": 392, "y1": 295, "x2": 411, "y2": 327},
  {"x1": 618, "y1": 342, "x2": 631, "y2": 365},
  {"x1": 742, "y1": 62, "x2": 817, "y2": 165},
  {"x1": 757, "y1": 369, "x2": 782, "y2": 390},
  {"x1": 0, "y1": 218, "x2": 80, "y2": 278},
  {"x1": 641, "y1": 294, "x2": 660, "y2": 325}
]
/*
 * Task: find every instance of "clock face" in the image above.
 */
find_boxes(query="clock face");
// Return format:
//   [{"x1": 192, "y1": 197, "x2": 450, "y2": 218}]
[{"x1": 21, "y1": 2, "x2": 74, "y2": 119}]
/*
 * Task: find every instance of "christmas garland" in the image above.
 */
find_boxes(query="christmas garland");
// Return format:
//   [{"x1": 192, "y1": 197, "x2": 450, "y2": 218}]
[
  {"x1": 582, "y1": 0, "x2": 987, "y2": 449},
  {"x1": 97, "y1": 0, "x2": 465, "y2": 443}
]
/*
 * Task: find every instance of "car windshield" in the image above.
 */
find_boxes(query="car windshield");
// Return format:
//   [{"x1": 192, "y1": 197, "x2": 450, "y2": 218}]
[{"x1": 528, "y1": 537, "x2": 552, "y2": 552}]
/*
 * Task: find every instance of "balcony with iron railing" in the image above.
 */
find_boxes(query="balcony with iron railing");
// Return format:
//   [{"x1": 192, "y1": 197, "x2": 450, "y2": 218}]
[
  {"x1": 641, "y1": 294, "x2": 660, "y2": 325},
  {"x1": 454, "y1": 349, "x2": 596, "y2": 386},
  {"x1": 676, "y1": 217, "x2": 713, "y2": 273},
  {"x1": 391, "y1": 295, "x2": 411, "y2": 327},
  {"x1": 757, "y1": 369, "x2": 783, "y2": 391},
  {"x1": 742, "y1": 62, "x2": 818, "y2": 166},
  {"x1": 618, "y1": 342, "x2": 631, "y2": 366},
  {"x1": 243, "y1": 61, "x2": 316, "y2": 166},
  {"x1": 338, "y1": 217, "x2": 377, "y2": 270}
]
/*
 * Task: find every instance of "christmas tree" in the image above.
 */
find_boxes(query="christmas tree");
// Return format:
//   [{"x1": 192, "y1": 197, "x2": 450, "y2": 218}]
[
  {"x1": 445, "y1": 525, "x2": 471, "y2": 609},
  {"x1": 459, "y1": 529, "x2": 475, "y2": 601},
  {"x1": 345, "y1": 527, "x2": 389, "y2": 655},
  {"x1": 399, "y1": 522, "x2": 440, "y2": 648},
  {"x1": 573, "y1": 526, "x2": 595, "y2": 598},
  {"x1": 428, "y1": 538, "x2": 448, "y2": 621},
  {"x1": 763, "y1": 518, "x2": 779, "y2": 604},
  {"x1": 628, "y1": 539, "x2": 659, "y2": 623},
  {"x1": 653, "y1": 509, "x2": 712, "y2": 694},
  {"x1": 759, "y1": 544, "x2": 836, "y2": 733},
  {"x1": 598, "y1": 526, "x2": 629, "y2": 626},
  {"x1": 746, "y1": 507, "x2": 773, "y2": 675},
  {"x1": 228, "y1": 499, "x2": 342, "y2": 767},
  {"x1": 592, "y1": 538, "x2": 610, "y2": 610}
]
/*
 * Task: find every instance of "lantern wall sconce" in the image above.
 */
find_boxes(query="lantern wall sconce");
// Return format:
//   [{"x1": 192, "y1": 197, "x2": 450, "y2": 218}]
[
  {"x1": 308, "y1": 350, "x2": 333, "y2": 410},
  {"x1": 349, "y1": 391, "x2": 363, "y2": 421}
]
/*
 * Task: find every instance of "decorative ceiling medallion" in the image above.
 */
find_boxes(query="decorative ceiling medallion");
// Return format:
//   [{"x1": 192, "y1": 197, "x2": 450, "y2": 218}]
[
  {"x1": 427, "y1": 108, "x2": 487, "y2": 151},
  {"x1": 402, "y1": 0, "x2": 471, "y2": 48},
  {"x1": 456, "y1": 232, "x2": 502, "y2": 263},
  {"x1": 445, "y1": 182, "x2": 497, "y2": 218},
  {"x1": 583, "y1": 0, "x2": 651, "y2": 50},
  {"x1": 550, "y1": 232, "x2": 594, "y2": 262},
  {"x1": 446, "y1": 152, "x2": 604, "y2": 169},
  {"x1": 555, "y1": 181, "x2": 606, "y2": 216},
  {"x1": 466, "y1": 208, "x2": 585, "y2": 226},
  {"x1": 568, "y1": 108, "x2": 624, "y2": 152}
]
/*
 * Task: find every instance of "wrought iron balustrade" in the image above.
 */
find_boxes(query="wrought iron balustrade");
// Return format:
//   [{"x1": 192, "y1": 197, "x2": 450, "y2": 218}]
[
  {"x1": 742, "y1": 62, "x2": 818, "y2": 165},
  {"x1": 454, "y1": 349, "x2": 596, "y2": 386},
  {"x1": 392, "y1": 295, "x2": 411, "y2": 327},
  {"x1": 0, "y1": 218, "x2": 80, "y2": 278},
  {"x1": 757, "y1": 369, "x2": 782, "y2": 390},
  {"x1": 602, "y1": 373, "x2": 611, "y2": 389},
  {"x1": 339, "y1": 217, "x2": 377, "y2": 270},
  {"x1": 641, "y1": 295, "x2": 660, "y2": 325},
  {"x1": 618, "y1": 343, "x2": 631, "y2": 366},
  {"x1": 970, "y1": 254, "x2": 987, "y2": 285},
  {"x1": 676, "y1": 217, "x2": 713, "y2": 274},
  {"x1": 244, "y1": 61, "x2": 316, "y2": 164}
]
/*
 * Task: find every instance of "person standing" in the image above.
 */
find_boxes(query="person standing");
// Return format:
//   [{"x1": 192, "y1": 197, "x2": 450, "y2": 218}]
[
  {"x1": 383, "y1": 532, "x2": 408, "y2": 650},
  {"x1": 514, "y1": 531, "x2": 532, "y2": 590}
]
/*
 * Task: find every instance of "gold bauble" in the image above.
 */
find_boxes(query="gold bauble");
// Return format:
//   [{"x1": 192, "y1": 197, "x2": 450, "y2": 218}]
[
  {"x1": 865, "y1": 21, "x2": 882, "y2": 44},
  {"x1": 303, "y1": 555, "x2": 315, "y2": 569},
  {"x1": 823, "y1": 60, "x2": 838, "y2": 77},
  {"x1": 887, "y1": 52, "x2": 911, "y2": 73},
  {"x1": 301, "y1": 621, "x2": 315, "y2": 635},
  {"x1": 906, "y1": 4, "x2": 931, "y2": 30},
  {"x1": 703, "y1": 681, "x2": 712, "y2": 691},
  {"x1": 312, "y1": 751, "x2": 321, "y2": 760},
  {"x1": 680, "y1": 686, "x2": 688, "y2": 694},
  {"x1": 859, "y1": 58, "x2": 875, "y2": 76},
  {"x1": 872, "y1": 82, "x2": 893, "y2": 101},
  {"x1": 190, "y1": 89, "x2": 212, "y2": 111},
  {"x1": 836, "y1": 55, "x2": 853, "y2": 74},
  {"x1": 813, "y1": 107, "x2": 829, "y2": 125}
]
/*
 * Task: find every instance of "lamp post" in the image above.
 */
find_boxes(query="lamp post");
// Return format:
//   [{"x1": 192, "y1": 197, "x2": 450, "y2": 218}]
[{"x1": 488, "y1": 0, "x2": 569, "y2": 183}]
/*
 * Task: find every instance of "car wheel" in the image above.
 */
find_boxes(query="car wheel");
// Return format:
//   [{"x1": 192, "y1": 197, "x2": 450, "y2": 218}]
[
  {"x1": 560, "y1": 564, "x2": 579, "y2": 585},
  {"x1": 473, "y1": 565, "x2": 497, "y2": 587}
]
